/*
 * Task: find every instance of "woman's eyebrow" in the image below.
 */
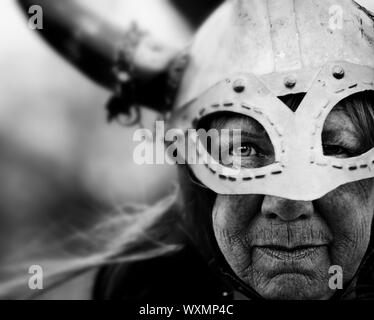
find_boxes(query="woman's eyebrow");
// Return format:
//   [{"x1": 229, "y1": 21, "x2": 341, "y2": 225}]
[
  {"x1": 239, "y1": 131, "x2": 268, "y2": 139},
  {"x1": 322, "y1": 130, "x2": 339, "y2": 141},
  {"x1": 212, "y1": 117, "x2": 264, "y2": 130},
  {"x1": 211, "y1": 117, "x2": 269, "y2": 140},
  {"x1": 322, "y1": 128, "x2": 358, "y2": 143}
]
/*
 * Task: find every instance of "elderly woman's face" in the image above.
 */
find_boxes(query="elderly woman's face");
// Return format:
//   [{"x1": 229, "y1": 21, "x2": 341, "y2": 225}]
[{"x1": 209, "y1": 104, "x2": 374, "y2": 300}]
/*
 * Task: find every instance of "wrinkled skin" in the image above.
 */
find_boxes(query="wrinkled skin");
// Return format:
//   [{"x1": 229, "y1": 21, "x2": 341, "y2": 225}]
[{"x1": 210, "y1": 106, "x2": 374, "y2": 300}]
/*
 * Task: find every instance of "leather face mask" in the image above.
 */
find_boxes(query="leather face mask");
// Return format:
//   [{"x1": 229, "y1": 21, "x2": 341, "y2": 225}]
[{"x1": 170, "y1": 61, "x2": 374, "y2": 201}]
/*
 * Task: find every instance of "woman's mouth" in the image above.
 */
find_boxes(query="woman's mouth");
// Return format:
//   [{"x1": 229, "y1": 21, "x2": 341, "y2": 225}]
[
  {"x1": 254, "y1": 245, "x2": 327, "y2": 261},
  {"x1": 250, "y1": 244, "x2": 331, "y2": 281}
]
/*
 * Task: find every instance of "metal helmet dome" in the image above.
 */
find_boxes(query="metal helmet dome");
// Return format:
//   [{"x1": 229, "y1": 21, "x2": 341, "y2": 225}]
[{"x1": 176, "y1": 0, "x2": 374, "y2": 109}]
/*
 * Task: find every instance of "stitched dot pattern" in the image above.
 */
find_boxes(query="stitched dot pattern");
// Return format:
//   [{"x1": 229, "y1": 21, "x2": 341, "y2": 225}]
[
  {"x1": 311, "y1": 80, "x2": 374, "y2": 171},
  {"x1": 191, "y1": 101, "x2": 284, "y2": 182}
]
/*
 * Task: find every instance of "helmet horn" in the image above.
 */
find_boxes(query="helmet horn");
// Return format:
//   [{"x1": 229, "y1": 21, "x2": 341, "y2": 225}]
[{"x1": 17, "y1": 0, "x2": 184, "y2": 116}]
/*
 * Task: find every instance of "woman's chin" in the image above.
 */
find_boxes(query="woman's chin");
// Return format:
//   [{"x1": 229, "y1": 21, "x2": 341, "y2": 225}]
[{"x1": 254, "y1": 273, "x2": 333, "y2": 300}]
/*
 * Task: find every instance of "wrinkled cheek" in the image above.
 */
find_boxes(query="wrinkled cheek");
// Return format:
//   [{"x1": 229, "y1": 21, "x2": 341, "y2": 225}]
[
  {"x1": 212, "y1": 195, "x2": 262, "y2": 276},
  {"x1": 213, "y1": 195, "x2": 263, "y2": 229},
  {"x1": 316, "y1": 179, "x2": 374, "y2": 278}
]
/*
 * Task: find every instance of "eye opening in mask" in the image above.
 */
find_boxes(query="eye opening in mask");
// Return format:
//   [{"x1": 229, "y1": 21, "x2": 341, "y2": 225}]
[
  {"x1": 274, "y1": 91, "x2": 374, "y2": 159},
  {"x1": 195, "y1": 111, "x2": 276, "y2": 169},
  {"x1": 321, "y1": 90, "x2": 374, "y2": 160}
]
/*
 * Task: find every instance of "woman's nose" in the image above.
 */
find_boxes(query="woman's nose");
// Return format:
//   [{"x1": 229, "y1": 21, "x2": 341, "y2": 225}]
[{"x1": 261, "y1": 195, "x2": 314, "y2": 222}]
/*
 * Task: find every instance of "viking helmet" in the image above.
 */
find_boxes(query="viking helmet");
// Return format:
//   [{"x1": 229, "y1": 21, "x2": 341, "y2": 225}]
[{"x1": 171, "y1": 0, "x2": 374, "y2": 201}]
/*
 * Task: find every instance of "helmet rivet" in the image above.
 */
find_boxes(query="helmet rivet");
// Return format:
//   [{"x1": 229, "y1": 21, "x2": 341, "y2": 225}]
[
  {"x1": 284, "y1": 76, "x2": 297, "y2": 88},
  {"x1": 333, "y1": 66, "x2": 345, "y2": 79},
  {"x1": 233, "y1": 79, "x2": 246, "y2": 93}
]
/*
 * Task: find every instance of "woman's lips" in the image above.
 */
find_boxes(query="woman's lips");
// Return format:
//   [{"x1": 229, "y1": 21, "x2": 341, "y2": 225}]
[{"x1": 254, "y1": 245, "x2": 327, "y2": 261}]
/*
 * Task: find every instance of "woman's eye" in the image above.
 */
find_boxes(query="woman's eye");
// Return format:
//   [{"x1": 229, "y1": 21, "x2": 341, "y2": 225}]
[
  {"x1": 230, "y1": 144, "x2": 257, "y2": 157},
  {"x1": 323, "y1": 144, "x2": 352, "y2": 157}
]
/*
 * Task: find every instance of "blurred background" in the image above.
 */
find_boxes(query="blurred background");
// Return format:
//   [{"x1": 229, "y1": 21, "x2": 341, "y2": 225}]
[
  {"x1": 0, "y1": 0, "x2": 222, "y2": 299},
  {"x1": 0, "y1": 0, "x2": 373, "y2": 299}
]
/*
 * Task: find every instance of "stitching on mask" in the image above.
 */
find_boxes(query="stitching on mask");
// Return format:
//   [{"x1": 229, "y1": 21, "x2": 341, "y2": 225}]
[
  {"x1": 199, "y1": 108, "x2": 206, "y2": 116},
  {"x1": 333, "y1": 165, "x2": 343, "y2": 169},
  {"x1": 330, "y1": 160, "x2": 372, "y2": 171},
  {"x1": 255, "y1": 175, "x2": 266, "y2": 179},
  {"x1": 271, "y1": 170, "x2": 283, "y2": 175},
  {"x1": 241, "y1": 103, "x2": 251, "y2": 110},
  {"x1": 253, "y1": 108, "x2": 263, "y2": 115},
  {"x1": 193, "y1": 101, "x2": 287, "y2": 182}
]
